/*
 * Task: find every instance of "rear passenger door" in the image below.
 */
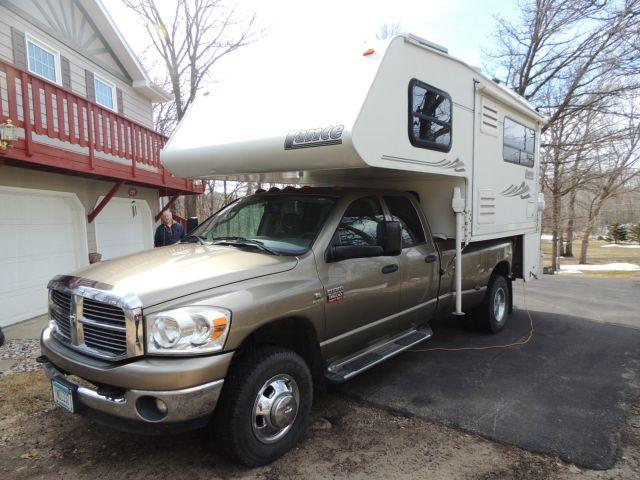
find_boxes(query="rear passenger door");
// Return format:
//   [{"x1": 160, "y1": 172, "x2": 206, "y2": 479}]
[{"x1": 383, "y1": 195, "x2": 439, "y2": 326}]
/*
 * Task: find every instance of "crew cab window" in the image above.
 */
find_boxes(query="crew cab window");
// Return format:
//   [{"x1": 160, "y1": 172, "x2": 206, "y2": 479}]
[
  {"x1": 409, "y1": 78, "x2": 452, "y2": 152},
  {"x1": 335, "y1": 197, "x2": 384, "y2": 247},
  {"x1": 384, "y1": 196, "x2": 426, "y2": 248},
  {"x1": 503, "y1": 117, "x2": 535, "y2": 167}
]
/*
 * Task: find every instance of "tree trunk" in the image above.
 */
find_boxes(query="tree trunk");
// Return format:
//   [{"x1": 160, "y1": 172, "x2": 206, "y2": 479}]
[
  {"x1": 579, "y1": 218, "x2": 594, "y2": 264},
  {"x1": 564, "y1": 189, "x2": 577, "y2": 257},
  {"x1": 184, "y1": 195, "x2": 198, "y2": 218},
  {"x1": 551, "y1": 186, "x2": 561, "y2": 271}
]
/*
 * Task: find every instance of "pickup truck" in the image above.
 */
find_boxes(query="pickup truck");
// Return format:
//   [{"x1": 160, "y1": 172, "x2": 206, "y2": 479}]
[{"x1": 40, "y1": 187, "x2": 513, "y2": 466}]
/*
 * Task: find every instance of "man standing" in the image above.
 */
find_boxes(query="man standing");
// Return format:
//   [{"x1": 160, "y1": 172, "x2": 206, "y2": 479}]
[{"x1": 154, "y1": 210, "x2": 185, "y2": 247}]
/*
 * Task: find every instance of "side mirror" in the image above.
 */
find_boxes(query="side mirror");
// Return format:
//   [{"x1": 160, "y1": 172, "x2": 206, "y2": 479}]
[
  {"x1": 186, "y1": 217, "x2": 199, "y2": 233},
  {"x1": 327, "y1": 245, "x2": 384, "y2": 262},
  {"x1": 381, "y1": 220, "x2": 402, "y2": 256}
]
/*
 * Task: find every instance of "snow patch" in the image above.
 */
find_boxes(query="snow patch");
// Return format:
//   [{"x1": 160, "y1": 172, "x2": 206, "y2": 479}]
[
  {"x1": 602, "y1": 244, "x2": 640, "y2": 249},
  {"x1": 560, "y1": 263, "x2": 640, "y2": 272},
  {"x1": 541, "y1": 234, "x2": 553, "y2": 240}
]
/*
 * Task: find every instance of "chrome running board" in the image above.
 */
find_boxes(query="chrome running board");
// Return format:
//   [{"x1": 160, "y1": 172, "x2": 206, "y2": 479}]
[{"x1": 325, "y1": 325, "x2": 433, "y2": 383}]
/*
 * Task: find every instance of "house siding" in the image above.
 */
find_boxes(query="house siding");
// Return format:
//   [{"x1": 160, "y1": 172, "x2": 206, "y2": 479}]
[{"x1": 0, "y1": 5, "x2": 155, "y2": 128}]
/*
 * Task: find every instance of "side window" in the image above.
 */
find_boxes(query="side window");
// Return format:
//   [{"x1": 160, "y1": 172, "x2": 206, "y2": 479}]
[
  {"x1": 335, "y1": 197, "x2": 384, "y2": 247},
  {"x1": 409, "y1": 79, "x2": 452, "y2": 152},
  {"x1": 26, "y1": 35, "x2": 60, "y2": 84},
  {"x1": 503, "y1": 117, "x2": 535, "y2": 167},
  {"x1": 384, "y1": 196, "x2": 426, "y2": 248}
]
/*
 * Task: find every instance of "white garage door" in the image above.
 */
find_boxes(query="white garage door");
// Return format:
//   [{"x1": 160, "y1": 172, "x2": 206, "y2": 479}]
[
  {"x1": 94, "y1": 197, "x2": 153, "y2": 260},
  {"x1": 0, "y1": 187, "x2": 88, "y2": 327}
]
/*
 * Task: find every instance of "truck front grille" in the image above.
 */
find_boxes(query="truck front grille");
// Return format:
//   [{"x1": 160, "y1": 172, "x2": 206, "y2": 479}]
[
  {"x1": 51, "y1": 290, "x2": 72, "y2": 340},
  {"x1": 49, "y1": 289, "x2": 129, "y2": 359},
  {"x1": 81, "y1": 298, "x2": 127, "y2": 355}
]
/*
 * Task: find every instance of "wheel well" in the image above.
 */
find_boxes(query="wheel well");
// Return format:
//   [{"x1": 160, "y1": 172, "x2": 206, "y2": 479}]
[
  {"x1": 492, "y1": 260, "x2": 511, "y2": 280},
  {"x1": 235, "y1": 318, "x2": 325, "y2": 388}
]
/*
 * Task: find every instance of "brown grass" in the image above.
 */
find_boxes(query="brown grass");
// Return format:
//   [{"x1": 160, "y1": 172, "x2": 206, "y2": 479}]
[
  {"x1": 0, "y1": 371, "x2": 51, "y2": 416},
  {"x1": 541, "y1": 239, "x2": 640, "y2": 277}
]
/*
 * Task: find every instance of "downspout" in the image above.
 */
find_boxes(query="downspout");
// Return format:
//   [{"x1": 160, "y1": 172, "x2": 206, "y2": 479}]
[{"x1": 452, "y1": 187, "x2": 465, "y2": 315}]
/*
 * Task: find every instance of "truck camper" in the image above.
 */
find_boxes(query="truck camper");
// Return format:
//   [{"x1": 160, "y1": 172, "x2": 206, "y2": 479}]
[{"x1": 40, "y1": 34, "x2": 545, "y2": 466}]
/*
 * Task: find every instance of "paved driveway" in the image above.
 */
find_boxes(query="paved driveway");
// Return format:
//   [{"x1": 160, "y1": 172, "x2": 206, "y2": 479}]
[{"x1": 338, "y1": 275, "x2": 640, "y2": 470}]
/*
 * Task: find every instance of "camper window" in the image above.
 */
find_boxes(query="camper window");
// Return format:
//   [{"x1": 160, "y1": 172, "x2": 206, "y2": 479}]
[
  {"x1": 503, "y1": 117, "x2": 535, "y2": 167},
  {"x1": 409, "y1": 79, "x2": 452, "y2": 152}
]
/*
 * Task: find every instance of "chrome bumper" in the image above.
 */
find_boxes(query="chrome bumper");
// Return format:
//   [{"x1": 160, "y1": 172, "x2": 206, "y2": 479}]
[{"x1": 41, "y1": 358, "x2": 223, "y2": 428}]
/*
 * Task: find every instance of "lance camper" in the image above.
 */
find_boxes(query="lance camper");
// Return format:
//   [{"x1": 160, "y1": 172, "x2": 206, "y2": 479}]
[{"x1": 39, "y1": 35, "x2": 544, "y2": 466}]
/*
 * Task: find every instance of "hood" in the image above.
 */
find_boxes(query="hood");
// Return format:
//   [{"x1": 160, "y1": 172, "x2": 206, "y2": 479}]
[{"x1": 71, "y1": 244, "x2": 298, "y2": 307}]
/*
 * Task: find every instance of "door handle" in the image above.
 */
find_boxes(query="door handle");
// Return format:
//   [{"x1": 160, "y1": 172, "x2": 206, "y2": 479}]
[
  {"x1": 382, "y1": 264, "x2": 398, "y2": 274},
  {"x1": 425, "y1": 254, "x2": 438, "y2": 263}
]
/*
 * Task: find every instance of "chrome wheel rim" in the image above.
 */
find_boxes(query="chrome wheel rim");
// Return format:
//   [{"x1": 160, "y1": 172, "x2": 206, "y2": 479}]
[
  {"x1": 494, "y1": 287, "x2": 507, "y2": 324},
  {"x1": 252, "y1": 374, "x2": 300, "y2": 444}
]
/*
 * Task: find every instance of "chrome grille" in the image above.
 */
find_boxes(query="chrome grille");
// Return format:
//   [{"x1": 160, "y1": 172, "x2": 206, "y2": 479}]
[
  {"x1": 81, "y1": 299, "x2": 127, "y2": 356},
  {"x1": 48, "y1": 277, "x2": 141, "y2": 360},
  {"x1": 51, "y1": 290, "x2": 72, "y2": 340}
]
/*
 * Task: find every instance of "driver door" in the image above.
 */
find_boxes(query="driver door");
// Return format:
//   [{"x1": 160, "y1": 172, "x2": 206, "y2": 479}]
[{"x1": 316, "y1": 196, "x2": 401, "y2": 361}]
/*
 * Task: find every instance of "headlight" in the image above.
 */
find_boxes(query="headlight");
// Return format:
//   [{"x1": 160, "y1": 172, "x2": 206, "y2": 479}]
[{"x1": 145, "y1": 306, "x2": 231, "y2": 355}]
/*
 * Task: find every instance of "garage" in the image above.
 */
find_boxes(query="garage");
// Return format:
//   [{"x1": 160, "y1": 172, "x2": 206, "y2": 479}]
[
  {"x1": 94, "y1": 196, "x2": 154, "y2": 260},
  {"x1": 0, "y1": 187, "x2": 88, "y2": 327}
]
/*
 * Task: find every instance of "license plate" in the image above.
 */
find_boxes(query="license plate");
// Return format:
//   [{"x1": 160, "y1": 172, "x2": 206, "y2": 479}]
[{"x1": 51, "y1": 378, "x2": 75, "y2": 413}]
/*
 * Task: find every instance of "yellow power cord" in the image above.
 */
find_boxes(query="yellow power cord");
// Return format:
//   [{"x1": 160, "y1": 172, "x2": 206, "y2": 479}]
[{"x1": 408, "y1": 280, "x2": 534, "y2": 353}]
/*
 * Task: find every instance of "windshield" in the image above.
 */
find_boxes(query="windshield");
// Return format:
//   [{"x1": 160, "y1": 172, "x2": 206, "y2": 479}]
[{"x1": 190, "y1": 194, "x2": 337, "y2": 255}]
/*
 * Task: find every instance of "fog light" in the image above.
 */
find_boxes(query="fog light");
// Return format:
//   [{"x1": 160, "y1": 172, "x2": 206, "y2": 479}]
[{"x1": 155, "y1": 398, "x2": 168, "y2": 414}]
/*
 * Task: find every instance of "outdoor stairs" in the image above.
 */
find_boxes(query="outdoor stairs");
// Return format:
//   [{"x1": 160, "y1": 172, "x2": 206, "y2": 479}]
[{"x1": 325, "y1": 325, "x2": 433, "y2": 383}]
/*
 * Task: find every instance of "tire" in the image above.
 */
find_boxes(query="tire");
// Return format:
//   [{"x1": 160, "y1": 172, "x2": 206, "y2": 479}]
[
  {"x1": 474, "y1": 274, "x2": 510, "y2": 334},
  {"x1": 214, "y1": 346, "x2": 313, "y2": 467}
]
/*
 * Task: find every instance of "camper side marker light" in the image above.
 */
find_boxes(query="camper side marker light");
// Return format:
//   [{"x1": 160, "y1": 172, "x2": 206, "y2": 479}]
[{"x1": 363, "y1": 48, "x2": 375, "y2": 56}]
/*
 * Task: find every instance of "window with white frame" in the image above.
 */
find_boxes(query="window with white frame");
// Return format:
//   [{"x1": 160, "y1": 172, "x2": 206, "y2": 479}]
[
  {"x1": 94, "y1": 75, "x2": 117, "y2": 111},
  {"x1": 26, "y1": 35, "x2": 60, "y2": 84}
]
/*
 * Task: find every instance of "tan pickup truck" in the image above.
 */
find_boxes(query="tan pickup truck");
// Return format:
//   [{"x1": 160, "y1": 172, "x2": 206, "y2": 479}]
[{"x1": 40, "y1": 187, "x2": 512, "y2": 466}]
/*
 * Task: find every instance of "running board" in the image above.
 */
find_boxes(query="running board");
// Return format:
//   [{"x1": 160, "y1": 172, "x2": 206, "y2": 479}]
[{"x1": 325, "y1": 326, "x2": 433, "y2": 383}]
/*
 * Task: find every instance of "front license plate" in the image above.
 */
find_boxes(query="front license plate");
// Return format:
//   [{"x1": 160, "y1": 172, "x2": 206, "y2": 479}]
[{"x1": 51, "y1": 378, "x2": 75, "y2": 413}]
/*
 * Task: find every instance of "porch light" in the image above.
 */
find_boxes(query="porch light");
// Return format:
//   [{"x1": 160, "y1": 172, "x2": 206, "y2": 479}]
[{"x1": 0, "y1": 119, "x2": 17, "y2": 151}]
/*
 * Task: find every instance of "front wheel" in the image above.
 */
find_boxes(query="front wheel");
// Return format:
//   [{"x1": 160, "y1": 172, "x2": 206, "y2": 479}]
[
  {"x1": 474, "y1": 274, "x2": 510, "y2": 334},
  {"x1": 214, "y1": 346, "x2": 313, "y2": 466}
]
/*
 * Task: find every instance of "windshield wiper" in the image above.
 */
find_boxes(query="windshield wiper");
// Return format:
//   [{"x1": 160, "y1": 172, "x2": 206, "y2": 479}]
[
  {"x1": 181, "y1": 234, "x2": 205, "y2": 245},
  {"x1": 210, "y1": 236, "x2": 280, "y2": 255}
]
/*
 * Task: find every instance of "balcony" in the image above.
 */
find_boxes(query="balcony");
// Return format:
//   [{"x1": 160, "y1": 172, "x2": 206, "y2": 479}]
[{"x1": 0, "y1": 59, "x2": 202, "y2": 195}]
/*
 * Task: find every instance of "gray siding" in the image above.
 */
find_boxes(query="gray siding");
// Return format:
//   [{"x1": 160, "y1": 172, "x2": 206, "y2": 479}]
[{"x1": 0, "y1": 6, "x2": 155, "y2": 128}]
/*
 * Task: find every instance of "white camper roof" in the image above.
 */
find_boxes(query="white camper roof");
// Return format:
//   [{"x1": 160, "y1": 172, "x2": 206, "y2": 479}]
[{"x1": 161, "y1": 34, "x2": 543, "y2": 181}]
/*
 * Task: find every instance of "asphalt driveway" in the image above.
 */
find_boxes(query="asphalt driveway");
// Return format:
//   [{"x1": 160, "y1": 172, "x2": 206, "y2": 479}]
[{"x1": 338, "y1": 275, "x2": 640, "y2": 470}]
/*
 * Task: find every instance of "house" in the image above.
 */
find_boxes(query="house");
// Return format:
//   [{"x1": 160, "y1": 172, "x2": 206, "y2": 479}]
[{"x1": 0, "y1": 0, "x2": 203, "y2": 327}]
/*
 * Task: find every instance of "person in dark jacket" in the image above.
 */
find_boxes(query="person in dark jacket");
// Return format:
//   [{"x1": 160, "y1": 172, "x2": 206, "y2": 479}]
[{"x1": 154, "y1": 210, "x2": 185, "y2": 247}]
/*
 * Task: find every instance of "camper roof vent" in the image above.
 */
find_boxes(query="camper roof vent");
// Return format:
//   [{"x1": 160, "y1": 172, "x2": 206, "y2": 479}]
[{"x1": 404, "y1": 34, "x2": 448, "y2": 54}]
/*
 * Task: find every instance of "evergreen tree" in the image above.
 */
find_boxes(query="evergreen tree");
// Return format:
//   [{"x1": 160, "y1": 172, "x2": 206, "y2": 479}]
[
  {"x1": 630, "y1": 223, "x2": 640, "y2": 244},
  {"x1": 605, "y1": 223, "x2": 628, "y2": 244}
]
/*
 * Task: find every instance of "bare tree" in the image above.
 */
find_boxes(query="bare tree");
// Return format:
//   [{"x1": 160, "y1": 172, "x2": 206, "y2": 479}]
[
  {"x1": 578, "y1": 98, "x2": 640, "y2": 262},
  {"x1": 375, "y1": 23, "x2": 405, "y2": 40},
  {"x1": 122, "y1": 0, "x2": 259, "y2": 217},
  {"x1": 486, "y1": 0, "x2": 640, "y2": 270}
]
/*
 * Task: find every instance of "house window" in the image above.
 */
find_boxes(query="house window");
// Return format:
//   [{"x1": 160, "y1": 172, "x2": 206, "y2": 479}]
[
  {"x1": 26, "y1": 35, "x2": 59, "y2": 84},
  {"x1": 94, "y1": 75, "x2": 117, "y2": 111},
  {"x1": 503, "y1": 117, "x2": 535, "y2": 167},
  {"x1": 409, "y1": 78, "x2": 452, "y2": 152}
]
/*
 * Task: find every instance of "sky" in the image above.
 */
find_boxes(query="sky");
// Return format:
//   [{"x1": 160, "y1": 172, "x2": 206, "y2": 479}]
[{"x1": 104, "y1": 0, "x2": 519, "y2": 89}]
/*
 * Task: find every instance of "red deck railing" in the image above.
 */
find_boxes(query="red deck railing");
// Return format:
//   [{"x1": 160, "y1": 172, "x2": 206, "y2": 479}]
[{"x1": 0, "y1": 59, "x2": 202, "y2": 195}]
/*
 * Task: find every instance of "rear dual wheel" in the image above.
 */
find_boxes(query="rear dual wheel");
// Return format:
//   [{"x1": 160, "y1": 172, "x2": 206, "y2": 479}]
[
  {"x1": 214, "y1": 347, "x2": 313, "y2": 466},
  {"x1": 474, "y1": 274, "x2": 510, "y2": 334}
]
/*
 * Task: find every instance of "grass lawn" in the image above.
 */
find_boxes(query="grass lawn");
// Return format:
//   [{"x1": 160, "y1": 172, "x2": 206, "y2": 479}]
[{"x1": 541, "y1": 239, "x2": 640, "y2": 277}]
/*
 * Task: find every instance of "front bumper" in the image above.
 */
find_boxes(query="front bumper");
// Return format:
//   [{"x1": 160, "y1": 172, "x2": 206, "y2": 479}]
[{"x1": 40, "y1": 326, "x2": 233, "y2": 434}]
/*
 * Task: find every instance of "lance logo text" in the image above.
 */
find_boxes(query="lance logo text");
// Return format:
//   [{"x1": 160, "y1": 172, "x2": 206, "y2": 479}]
[{"x1": 284, "y1": 125, "x2": 344, "y2": 150}]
